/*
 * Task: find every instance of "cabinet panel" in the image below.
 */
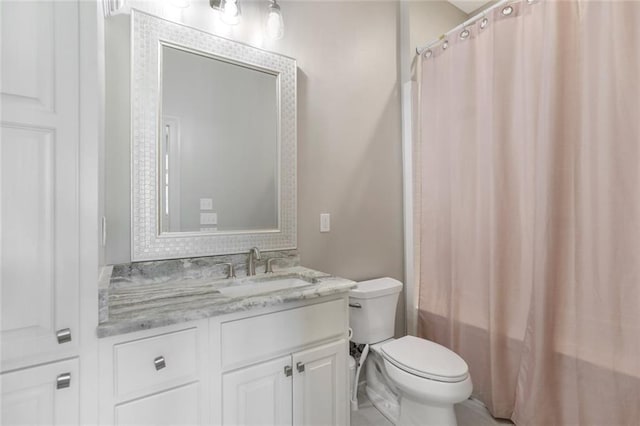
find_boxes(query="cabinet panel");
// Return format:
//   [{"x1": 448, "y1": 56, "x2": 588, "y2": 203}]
[
  {"x1": 1, "y1": 358, "x2": 79, "y2": 425},
  {"x1": 0, "y1": 1, "x2": 54, "y2": 112},
  {"x1": 0, "y1": 0, "x2": 79, "y2": 372},
  {"x1": 222, "y1": 355, "x2": 292, "y2": 426},
  {"x1": 115, "y1": 382, "x2": 200, "y2": 426},
  {"x1": 293, "y1": 339, "x2": 348, "y2": 426},
  {"x1": 221, "y1": 299, "x2": 346, "y2": 370}
]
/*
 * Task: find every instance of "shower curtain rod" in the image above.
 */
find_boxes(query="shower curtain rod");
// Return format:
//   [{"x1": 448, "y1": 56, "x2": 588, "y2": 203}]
[{"x1": 415, "y1": 0, "x2": 510, "y2": 55}]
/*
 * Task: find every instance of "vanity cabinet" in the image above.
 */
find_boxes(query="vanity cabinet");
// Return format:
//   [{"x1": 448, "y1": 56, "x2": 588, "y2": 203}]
[
  {"x1": 222, "y1": 340, "x2": 347, "y2": 426},
  {"x1": 98, "y1": 296, "x2": 349, "y2": 426},
  {"x1": 219, "y1": 298, "x2": 349, "y2": 426}
]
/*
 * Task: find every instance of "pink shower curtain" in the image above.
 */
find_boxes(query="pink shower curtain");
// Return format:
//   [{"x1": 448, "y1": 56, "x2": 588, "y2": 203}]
[{"x1": 417, "y1": 1, "x2": 639, "y2": 424}]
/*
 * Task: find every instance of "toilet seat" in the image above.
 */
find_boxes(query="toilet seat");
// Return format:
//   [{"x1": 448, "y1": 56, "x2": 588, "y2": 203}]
[{"x1": 379, "y1": 336, "x2": 469, "y2": 383}]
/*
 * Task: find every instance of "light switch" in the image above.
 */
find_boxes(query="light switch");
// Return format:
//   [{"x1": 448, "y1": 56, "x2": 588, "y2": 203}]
[
  {"x1": 200, "y1": 212, "x2": 218, "y2": 225},
  {"x1": 200, "y1": 198, "x2": 213, "y2": 210},
  {"x1": 320, "y1": 213, "x2": 330, "y2": 233}
]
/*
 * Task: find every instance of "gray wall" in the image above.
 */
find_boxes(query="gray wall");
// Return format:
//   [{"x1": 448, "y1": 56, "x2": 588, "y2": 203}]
[{"x1": 104, "y1": 1, "x2": 467, "y2": 334}]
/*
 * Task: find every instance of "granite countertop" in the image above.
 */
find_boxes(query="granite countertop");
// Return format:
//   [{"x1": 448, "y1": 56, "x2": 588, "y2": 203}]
[{"x1": 97, "y1": 264, "x2": 356, "y2": 338}]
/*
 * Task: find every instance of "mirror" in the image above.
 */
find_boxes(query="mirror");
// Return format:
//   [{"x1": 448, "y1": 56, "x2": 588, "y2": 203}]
[
  {"x1": 160, "y1": 45, "x2": 279, "y2": 233},
  {"x1": 131, "y1": 11, "x2": 296, "y2": 261}
]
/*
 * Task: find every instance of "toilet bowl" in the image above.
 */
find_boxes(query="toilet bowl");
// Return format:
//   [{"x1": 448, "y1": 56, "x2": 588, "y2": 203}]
[{"x1": 349, "y1": 278, "x2": 472, "y2": 426}]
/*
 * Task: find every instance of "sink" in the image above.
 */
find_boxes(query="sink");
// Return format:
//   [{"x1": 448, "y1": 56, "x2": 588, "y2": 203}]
[{"x1": 218, "y1": 277, "x2": 312, "y2": 298}]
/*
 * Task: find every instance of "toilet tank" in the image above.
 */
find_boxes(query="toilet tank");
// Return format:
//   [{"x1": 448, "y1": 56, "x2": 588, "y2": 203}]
[{"x1": 349, "y1": 278, "x2": 402, "y2": 344}]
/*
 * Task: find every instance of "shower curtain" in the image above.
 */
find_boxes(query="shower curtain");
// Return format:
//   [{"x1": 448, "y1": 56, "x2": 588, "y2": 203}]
[{"x1": 416, "y1": 1, "x2": 639, "y2": 424}]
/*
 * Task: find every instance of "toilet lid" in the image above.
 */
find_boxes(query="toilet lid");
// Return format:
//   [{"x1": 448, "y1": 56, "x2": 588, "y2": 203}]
[{"x1": 380, "y1": 336, "x2": 469, "y2": 383}]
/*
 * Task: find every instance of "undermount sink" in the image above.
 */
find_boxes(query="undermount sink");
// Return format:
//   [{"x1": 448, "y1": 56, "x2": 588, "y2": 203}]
[{"x1": 217, "y1": 277, "x2": 312, "y2": 298}]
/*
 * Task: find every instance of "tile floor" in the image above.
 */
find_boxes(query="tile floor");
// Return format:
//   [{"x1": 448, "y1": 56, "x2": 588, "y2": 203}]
[{"x1": 351, "y1": 393, "x2": 513, "y2": 426}]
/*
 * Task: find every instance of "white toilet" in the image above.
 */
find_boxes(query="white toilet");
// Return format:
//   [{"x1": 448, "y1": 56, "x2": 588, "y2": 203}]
[{"x1": 349, "y1": 278, "x2": 472, "y2": 426}]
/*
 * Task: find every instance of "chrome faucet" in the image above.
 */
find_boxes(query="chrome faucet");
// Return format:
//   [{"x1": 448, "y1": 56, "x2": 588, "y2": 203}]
[{"x1": 247, "y1": 247, "x2": 261, "y2": 276}]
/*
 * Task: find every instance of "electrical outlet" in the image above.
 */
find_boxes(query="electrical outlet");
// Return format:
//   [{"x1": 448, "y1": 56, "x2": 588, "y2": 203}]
[
  {"x1": 200, "y1": 198, "x2": 213, "y2": 210},
  {"x1": 200, "y1": 212, "x2": 218, "y2": 225}
]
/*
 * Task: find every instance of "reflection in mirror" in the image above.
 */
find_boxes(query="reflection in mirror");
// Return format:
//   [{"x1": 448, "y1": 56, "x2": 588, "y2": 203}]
[{"x1": 160, "y1": 45, "x2": 279, "y2": 234}]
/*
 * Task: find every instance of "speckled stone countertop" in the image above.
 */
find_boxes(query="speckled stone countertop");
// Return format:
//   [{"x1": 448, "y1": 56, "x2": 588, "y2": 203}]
[{"x1": 97, "y1": 253, "x2": 355, "y2": 338}]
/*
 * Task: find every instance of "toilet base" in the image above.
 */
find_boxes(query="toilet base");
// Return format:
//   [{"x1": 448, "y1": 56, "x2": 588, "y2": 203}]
[
  {"x1": 364, "y1": 344, "x2": 467, "y2": 426},
  {"x1": 397, "y1": 396, "x2": 457, "y2": 426}
]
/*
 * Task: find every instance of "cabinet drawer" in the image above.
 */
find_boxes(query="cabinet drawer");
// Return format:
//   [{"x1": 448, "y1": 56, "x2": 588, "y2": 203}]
[
  {"x1": 114, "y1": 327, "x2": 198, "y2": 399},
  {"x1": 221, "y1": 298, "x2": 347, "y2": 370},
  {"x1": 115, "y1": 382, "x2": 200, "y2": 426}
]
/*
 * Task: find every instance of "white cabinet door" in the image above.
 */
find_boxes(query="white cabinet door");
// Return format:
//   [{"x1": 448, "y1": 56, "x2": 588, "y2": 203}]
[
  {"x1": 1, "y1": 358, "x2": 79, "y2": 425},
  {"x1": 222, "y1": 355, "x2": 293, "y2": 426},
  {"x1": 115, "y1": 382, "x2": 201, "y2": 426},
  {"x1": 293, "y1": 339, "x2": 348, "y2": 426},
  {"x1": 0, "y1": 0, "x2": 80, "y2": 371}
]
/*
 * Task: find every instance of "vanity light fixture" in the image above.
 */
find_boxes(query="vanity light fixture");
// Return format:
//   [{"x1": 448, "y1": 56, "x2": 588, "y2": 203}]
[
  {"x1": 103, "y1": 0, "x2": 125, "y2": 17},
  {"x1": 210, "y1": 0, "x2": 241, "y2": 25},
  {"x1": 266, "y1": 0, "x2": 284, "y2": 40}
]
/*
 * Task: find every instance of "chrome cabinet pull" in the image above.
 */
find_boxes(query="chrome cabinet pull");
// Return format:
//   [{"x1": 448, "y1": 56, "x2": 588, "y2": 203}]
[
  {"x1": 56, "y1": 373, "x2": 71, "y2": 389},
  {"x1": 154, "y1": 356, "x2": 166, "y2": 370},
  {"x1": 56, "y1": 328, "x2": 72, "y2": 344},
  {"x1": 296, "y1": 362, "x2": 305, "y2": 373},
  {"x1": 348, "y1": 303, "x2": 362, "y2": 309},
  {"x1": 284, "y1": 365, "x2": 293, "y2": 377}
]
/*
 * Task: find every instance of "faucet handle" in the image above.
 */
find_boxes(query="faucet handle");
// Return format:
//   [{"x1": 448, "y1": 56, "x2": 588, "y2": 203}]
[
  {"x1": 265, "y1": 258, "x2": 278, "y2": 273},
  {"x1": 221, "y1": 262, "x2": 236, "y2": 279},
  {"x1": 250, "y1": 246, "x2": 261, "y2": 260}
]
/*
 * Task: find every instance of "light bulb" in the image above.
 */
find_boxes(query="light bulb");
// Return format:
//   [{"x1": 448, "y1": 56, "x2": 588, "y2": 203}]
[
  {"x1": 265, "y1": 1, "x2": 283, "y2": 40},
  {"x1": 221, "y1": 0, "x2": 240, "y2": 25}
]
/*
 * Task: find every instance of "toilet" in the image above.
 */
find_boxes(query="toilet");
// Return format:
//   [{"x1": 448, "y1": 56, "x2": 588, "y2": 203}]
[{"x1": 349, "y1": 278, "x2": 472, "y2": 426}]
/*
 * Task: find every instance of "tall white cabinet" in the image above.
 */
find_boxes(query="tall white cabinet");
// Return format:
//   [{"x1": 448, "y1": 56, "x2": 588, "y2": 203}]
[{"x1": 1, "y1": 0, "x2": 82, "y2": 422}]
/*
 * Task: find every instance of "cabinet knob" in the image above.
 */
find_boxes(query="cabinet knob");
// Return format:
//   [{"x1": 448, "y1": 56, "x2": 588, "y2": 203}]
[
  {"x1": 56, "y1": 373, "x2": 71, "y2": 390},
  {"x1": 56, "y1": 328, "x2": 72, "y2": 344},
  {"x1": 296, "y1": 362, "x2": 305, "y2": 373},
  {"x1": 154, "y1": 356, "x2": 166, "y2": 370},
  {"x1": 284, "y1": 365, "x2": 292, "y2": 377}
]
